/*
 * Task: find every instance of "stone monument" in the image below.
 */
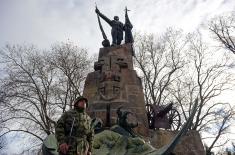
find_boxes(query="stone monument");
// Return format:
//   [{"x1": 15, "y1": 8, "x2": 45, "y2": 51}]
[
  {"x1": 83, "y1": 43, "x2": 149, "y2": 136},
  {"x1": 82, "y1": 6, "x2": 206, "y2": 155}
]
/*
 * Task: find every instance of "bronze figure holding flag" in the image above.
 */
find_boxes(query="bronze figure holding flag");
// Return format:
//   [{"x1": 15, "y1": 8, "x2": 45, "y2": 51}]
[{"x1": 95, "y1": 5, "x2": 134, "y2": 46}]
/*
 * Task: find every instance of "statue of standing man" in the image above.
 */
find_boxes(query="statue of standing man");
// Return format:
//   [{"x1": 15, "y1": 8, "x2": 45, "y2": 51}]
[{"x1": 95, "y1": 7, "x2": 124, "y2": 46}]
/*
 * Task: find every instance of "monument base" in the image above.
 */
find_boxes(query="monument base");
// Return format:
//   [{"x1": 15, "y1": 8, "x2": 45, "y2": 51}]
[
  {"x1": 150, "y1": 130, "x2": 205, "y2": 155},
  {"x1": 83, "y1": 44, "x2": 149, "y2": 136}
]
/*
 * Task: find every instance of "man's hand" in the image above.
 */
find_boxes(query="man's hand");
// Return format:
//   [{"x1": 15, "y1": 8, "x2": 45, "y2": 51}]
[
  {"x1": 59, "y1": 143, "x2": 69, "y2": 154},
  {"x1": 87, "y1": 151, "x2": 92, "y2": 155}
]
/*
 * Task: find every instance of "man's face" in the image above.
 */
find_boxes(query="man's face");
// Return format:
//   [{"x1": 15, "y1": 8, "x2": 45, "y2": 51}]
[{"x1": 75, "y1": 99, "x2": 87, "y2": 109}]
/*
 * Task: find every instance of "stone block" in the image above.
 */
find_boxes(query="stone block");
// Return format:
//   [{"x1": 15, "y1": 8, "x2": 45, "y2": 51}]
[{"x1": 150, "y1": 130, "x2": 206, "y2": 155}]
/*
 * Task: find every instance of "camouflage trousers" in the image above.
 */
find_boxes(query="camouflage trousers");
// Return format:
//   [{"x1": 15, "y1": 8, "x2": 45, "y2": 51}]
[
  {"x1": 76, "y1": 138, "x2": 89, "y2": 155},
  {"x1": 59, "y1": 138, "x2": 89, "y2": 155}
]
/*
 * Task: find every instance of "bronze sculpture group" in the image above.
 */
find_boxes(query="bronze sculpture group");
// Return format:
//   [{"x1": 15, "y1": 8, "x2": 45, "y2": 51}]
[{"x1": 95, "y1": 6, "x2": 133, "y2": 47}]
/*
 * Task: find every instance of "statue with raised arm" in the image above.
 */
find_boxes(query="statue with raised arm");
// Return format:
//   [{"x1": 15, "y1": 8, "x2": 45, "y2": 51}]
[
  {"x1": 124, "y1": 7, "x2": 134, "y2": 44},
  {"x1": 95, "y1": 7, "x2": 124, "y2": 46},
  {"x1": 96, "y1": 5, "x2": 110, "y2": 47}
]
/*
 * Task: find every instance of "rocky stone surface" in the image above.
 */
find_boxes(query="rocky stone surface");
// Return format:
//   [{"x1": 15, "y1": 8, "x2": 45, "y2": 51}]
[
  {"x1": 83, "y1": 43, "x2": 205, "y2": 155},
  {"x1": 83, "y1": 44, "x2": 149, "y2": 136},
  {"x1": 150, "y1": 130, "x2": 206, "y2": 155}
]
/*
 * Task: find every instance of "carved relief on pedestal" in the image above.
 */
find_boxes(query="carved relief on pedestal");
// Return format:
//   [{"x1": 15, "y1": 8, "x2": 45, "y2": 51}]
[
  {"x1": 99, "y1": 80, "x2": 120, "y2": 101},
  {"x1": 94, "y1": 54, "x2": 128, "y2": 101}
]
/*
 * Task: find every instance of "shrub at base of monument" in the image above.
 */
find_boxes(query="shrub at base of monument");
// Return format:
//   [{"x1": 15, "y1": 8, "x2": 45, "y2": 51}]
[{"x1": 93, "y1": 129, "x2": 155, "y2": 155}]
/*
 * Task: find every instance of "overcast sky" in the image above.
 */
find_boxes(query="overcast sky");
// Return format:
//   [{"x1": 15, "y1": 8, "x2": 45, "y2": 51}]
[
  {"x1": 1, "y1": 0, "x2": 235, "y2": 54},
  {"x1": 1, "y1": 0, "x2": 235, "y2": 154}
]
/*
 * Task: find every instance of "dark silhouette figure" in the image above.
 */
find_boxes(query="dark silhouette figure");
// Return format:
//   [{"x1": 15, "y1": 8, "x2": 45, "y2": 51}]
[
  {"x1": 95, "y1": 7, "x2": 124, "y2": 46},
  {"x1": 124, "y1": 7, "x2": 134, "y2": 44},
  {"x1": 116, "y1": 106, "x2": 138, "y2": 137}
]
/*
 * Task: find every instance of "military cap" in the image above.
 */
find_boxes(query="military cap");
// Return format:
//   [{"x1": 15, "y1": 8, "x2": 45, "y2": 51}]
[{"x1": 74, "y1": 96, "x2": 88, "y2": 106}]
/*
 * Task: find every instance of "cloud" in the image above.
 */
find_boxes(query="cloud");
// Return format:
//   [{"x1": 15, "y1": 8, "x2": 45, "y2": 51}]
[
  {"x1": 0, "y1": 0, "x2": 234, "y2": 54},
  {"x1": 0, "y1": 0, "x2": 99, "y2": 52}
]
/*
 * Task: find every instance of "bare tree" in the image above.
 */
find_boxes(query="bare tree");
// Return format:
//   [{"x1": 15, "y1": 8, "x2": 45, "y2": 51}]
[
  {"x1": 49, "y1": 42, "x2": 92, "y2": 112},
  {"x1": 0, "y1": 127, "x2": 7, "y2": 151},
  {"x1": 172, "y1": 32, "x2": 234, "y2": 130},
  {"x1": 135, "y1": 29, "x2": 235, "y2": 152},
  {"x1": 205, "y1": 107, "x2": 234, "y2": 154},
  {"x1": 0, "y1": 42, "x2": 92, "y2": 152},
  {"x1": 134, "y1": 29, "x2": 186, "y2": 106},
  {"x1": 170, "y1": 32, "x2": 235, "y2": 151},
  {"x1": 209, "y1": 12, "x2": 235, "y2": 54}
]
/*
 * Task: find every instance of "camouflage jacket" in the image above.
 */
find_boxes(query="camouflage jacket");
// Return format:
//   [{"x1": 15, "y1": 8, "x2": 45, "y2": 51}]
[{"x1": 55, "y1": 109, "x2": 94, "y2": 152}]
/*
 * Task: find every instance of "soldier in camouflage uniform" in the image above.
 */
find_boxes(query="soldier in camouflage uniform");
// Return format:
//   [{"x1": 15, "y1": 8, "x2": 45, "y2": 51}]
[{"x1": 55, "y1": 96, "x2": 94, "y2": 155}]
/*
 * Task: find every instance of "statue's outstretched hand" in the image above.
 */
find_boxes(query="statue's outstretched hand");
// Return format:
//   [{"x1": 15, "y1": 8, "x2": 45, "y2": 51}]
[{"x1": 95, "y1": 7, "x2": 100, "y2": 14}]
